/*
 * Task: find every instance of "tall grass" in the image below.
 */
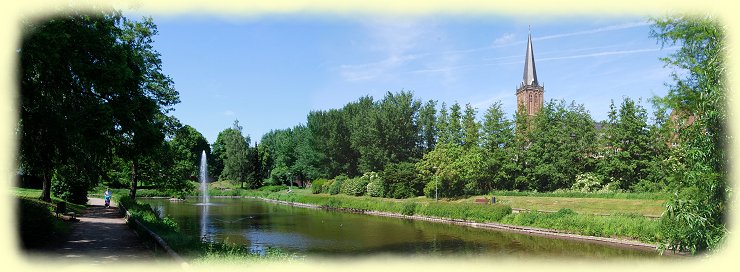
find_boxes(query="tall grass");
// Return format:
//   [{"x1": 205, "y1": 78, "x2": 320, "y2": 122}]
[{"x1": 499, "y1": 209, "x2": 661, "y2": 243}]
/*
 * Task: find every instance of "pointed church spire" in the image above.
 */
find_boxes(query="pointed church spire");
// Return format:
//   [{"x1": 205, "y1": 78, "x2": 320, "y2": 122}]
[{"x1": 522, "y1": 29, "x2": 538, "y2": 87}]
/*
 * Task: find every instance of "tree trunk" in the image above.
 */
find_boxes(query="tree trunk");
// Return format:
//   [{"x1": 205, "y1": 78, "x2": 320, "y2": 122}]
[
  {"x1": 130, "y1": 160, "x2": 138, "y2": 200},
  {"x1": 40, "y1": 169, "x2": 52, "y2": 202}
]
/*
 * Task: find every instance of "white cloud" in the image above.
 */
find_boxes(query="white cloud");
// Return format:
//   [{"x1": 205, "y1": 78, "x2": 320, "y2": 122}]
[
  {"x1": 337, "y1": 17, "x2": 435, "y2": 82},
  {"x1": 493, "y1": 33, "x2": 516, "y2": 46},
  {"x1": 223, "y1": 110, "x2": 235, "y2": 116},
  {"x1": 339, "y1": 54, "x2": 419, "y2": 81},
  {"x1": 535, "y1": 21, "x2": 651, "y2": 41},
  {"x1": 536, "y1": 47, "x2": 677, "y2": 62}
]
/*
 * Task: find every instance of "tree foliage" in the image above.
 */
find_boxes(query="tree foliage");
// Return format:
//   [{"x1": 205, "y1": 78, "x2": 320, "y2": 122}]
[
  {"x1": 650, "y1": 15, "x2": 728, "y2": 254},
  {"x1": 598, "y1": 98, "x2": 653, "y2": 190},
  {"x1": 215, "y1": 120, "x2": 256, "y2": 188},
  {"x1": 18, "y1": 11, "x2": 178, "y2": 202},
  {"x1": 519, "y1": 100, "x2": 597, "y2": 192}
]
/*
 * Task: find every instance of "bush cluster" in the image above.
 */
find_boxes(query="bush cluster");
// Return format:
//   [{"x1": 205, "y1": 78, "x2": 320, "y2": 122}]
[
  {"x1": 311, "y1": 178, "x2": 328, "y2": 194},
  {"x1": 381, "y1": 162, "x2": 423, "y2": 198},
  {"x1": 366, "y1": 179, "x2": 384, "y2": 197},
  {"x1": 328, "y1": 177, "x2": 344, "y2": 195},
  {"x1": 340, "y1": 177, "x2": 368, "y2": 196},
  {"x1": 321, "y1": 179, "x2": 334, "y2": 194}
]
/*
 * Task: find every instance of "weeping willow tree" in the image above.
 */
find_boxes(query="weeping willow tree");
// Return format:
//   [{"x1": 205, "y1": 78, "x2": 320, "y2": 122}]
[{"x1": 651, "y1": 15, "x2": 729, "y2": 254}]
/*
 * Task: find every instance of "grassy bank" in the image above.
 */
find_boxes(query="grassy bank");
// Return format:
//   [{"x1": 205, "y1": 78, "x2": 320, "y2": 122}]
[
  {"x1": 462, "y1": 195, "x2": 665, "y2": 217},
  {"x1": 206, "y1": 187, "x2": 662, "y2": 244},
  {"x1": 13, "y1": 188, "x2": 87, "y2": 248},
  {"x1": 487, "y1": 190, "x2": 669, "y2": 200}
]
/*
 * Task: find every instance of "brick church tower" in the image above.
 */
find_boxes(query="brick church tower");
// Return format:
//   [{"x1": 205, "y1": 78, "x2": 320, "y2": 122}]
[{"x1": 516, "y1": 29, "x2": 544, "y2": 117}]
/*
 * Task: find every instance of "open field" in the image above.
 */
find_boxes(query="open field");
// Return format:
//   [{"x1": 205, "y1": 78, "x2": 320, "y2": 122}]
[
  {"x1": 280, "y1": 187, "x2": 667, "y2": 218},
  {"x1": 459, "y1": 195, "x2": 666, "y2": 217}
]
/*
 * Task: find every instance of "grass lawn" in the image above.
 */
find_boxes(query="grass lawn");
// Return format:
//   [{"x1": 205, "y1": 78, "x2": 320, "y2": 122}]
[
  {"x1": 13, "y1": 187, "x2": 87, "y2": 213},
  {"x1": 283, "y1": 187, "x2": 665, "y2": 217},
  {"x1": 459, "y1": 195, "x2": 666, "y2": 217}
]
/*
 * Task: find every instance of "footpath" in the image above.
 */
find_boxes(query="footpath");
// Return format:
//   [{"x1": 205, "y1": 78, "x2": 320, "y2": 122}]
[{"x1": 41, "y1": 198, "x2": 155, "y2": 264}]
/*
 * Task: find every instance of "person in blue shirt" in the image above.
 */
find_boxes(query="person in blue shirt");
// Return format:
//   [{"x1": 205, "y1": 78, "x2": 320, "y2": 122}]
[{"x1": 104, "y1": 188, "x2": 112, "y2": 208}]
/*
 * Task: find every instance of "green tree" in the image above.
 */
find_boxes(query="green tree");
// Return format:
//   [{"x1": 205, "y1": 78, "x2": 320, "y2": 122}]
[
  {"x1": 217, "y1": 120, "x2": 253, "y2": 187},
  {"x1": 481, "y1": 102, "x2": 516, "y2": 190},
  {"x1": 347, "y1": 96, "x2": 383, "y2": 173},
  {"x1": 448, "y1": 102, "x2": 464, "y2": 146},
  {"x1": 381, "y1": 161, "x2": 423, "y2": 198},
  {"x1": 418, "y1": 100, "x2": 438, "y2": 153},
  {"x1": 18, "y1": 12, "x2": 178, "y2": 202},
  {"x1": 462, "y1": 103, "x2": 480, "y2": 149},
  {"x1": 376, "y1": 91, "x2": 422, "y2": 164},
  {"x1": 597, "y1": 98, "x2": 653, "y2": 190},
  {"x1": 651, "y1": 15, "x2": 728, "y2": 254},
  {"x1": 169, "y1": 125, "x2": 211, "y2": 178},
  {"x1": 520, "y1": 100, "x2": 597, "y2": 191},
  {"x1": 436, "y1": 103, "x2": 451, "y2": 145},
  {"x1": 291, "y1": 124, "x2": 323, "y2": 183}
]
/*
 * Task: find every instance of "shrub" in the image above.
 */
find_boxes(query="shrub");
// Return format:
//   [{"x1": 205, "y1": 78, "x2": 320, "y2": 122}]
[
  {"x1": 570, "y1": 173, "x2": 603, "y2": 192},
  {"x1": 401, "y1": 202, "x2": 417, "y2": 216},
  {"x1": 329, "y1": 178, "x2": 343, "y2": 195},
  {"x1": 311, "y1": 178, "x2": 328, "y2": 194},
  {"x1": 51, "y1": 166, "x2": 95, "y2": 204},
  {"x1": 382, "y1": 162, "x2": 423, "y2": 198},
  {"x1": 335, "y1": 175, "x2": 349, "y2": 182},
  {"x1": 340, "y1": 177, "x2": 368, "y2": 196},
  {"x1": 366, "y1": 179, "x2": 384, "y2": 197},
  {"x1": 322, "y1": 179, "x2": 334, "y2": 194},
  {"x1": 423, "y1": 178, "x2": 442, "y2": 198}
]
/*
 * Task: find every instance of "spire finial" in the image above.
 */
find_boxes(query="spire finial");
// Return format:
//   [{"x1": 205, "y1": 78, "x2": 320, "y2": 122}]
[
  {"x1": 528, "y1": 25, "x2": 531, "y2": 34},
  {"x1": 522, "y1": 27, "x2": 538, "y2": 87}
]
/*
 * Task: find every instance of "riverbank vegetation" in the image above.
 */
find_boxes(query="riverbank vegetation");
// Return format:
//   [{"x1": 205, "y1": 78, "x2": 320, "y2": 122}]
[{"x1": 15, "y1": 11, "x2": 725, "y2": 256}]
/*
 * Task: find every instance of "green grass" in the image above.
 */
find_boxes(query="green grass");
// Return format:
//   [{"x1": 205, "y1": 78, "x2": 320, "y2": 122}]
[
  {"x1": 459, "y1": 195, "x2": 666, "y2": 217},
  {"x1": 13, "y1": 188, "x2": 87, "y2": 214},
  {"x1": 13, "y1": 188, "x2": 83, "y2": 249},
  {"x1": 488, "y1": 190, "x2": 669, "y2": 200},
  {"x1": 499, "y1": 209, "x2": 661, "y2": 243}
]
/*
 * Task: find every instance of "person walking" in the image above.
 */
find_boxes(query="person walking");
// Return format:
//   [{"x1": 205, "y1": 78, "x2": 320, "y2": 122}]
[{"x1": 104, "y1": 188, "x2": 112, "y2": 208}]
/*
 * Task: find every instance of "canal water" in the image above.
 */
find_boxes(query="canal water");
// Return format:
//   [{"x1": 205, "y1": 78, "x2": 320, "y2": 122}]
[{"x1": 141, "y1": 198, "x2": 662, "y2": 258}]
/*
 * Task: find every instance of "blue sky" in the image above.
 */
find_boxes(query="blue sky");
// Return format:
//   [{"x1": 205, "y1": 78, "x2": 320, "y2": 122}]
[{"x1": 144, "y1": 14, "x2": 677, "y2": 144}]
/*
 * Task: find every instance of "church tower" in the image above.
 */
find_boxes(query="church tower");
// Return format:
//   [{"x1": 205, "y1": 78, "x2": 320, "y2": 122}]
[{"x1": 516, "y1": 29, "x2": 544, "y2": 117}]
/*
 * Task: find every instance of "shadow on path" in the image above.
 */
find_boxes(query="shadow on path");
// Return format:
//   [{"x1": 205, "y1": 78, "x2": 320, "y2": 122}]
[{"x1": 33, "y1": 198, "x2": 155, "y2": 264}]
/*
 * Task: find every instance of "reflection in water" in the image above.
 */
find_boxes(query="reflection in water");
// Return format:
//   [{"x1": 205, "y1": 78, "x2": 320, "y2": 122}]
[{"x1": 142, "y1": 198, "x2": 662, "y2": 259}]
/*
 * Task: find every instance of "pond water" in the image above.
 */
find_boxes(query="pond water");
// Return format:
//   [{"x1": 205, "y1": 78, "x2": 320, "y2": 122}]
[{"x1": 141, "y1": 198, "x2": 663, "y2": 259}]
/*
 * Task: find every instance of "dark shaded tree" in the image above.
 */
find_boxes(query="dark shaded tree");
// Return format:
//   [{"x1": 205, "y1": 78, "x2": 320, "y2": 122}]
[{"x1": 18, "y1": 12, "x2": 178, "y2": 203}]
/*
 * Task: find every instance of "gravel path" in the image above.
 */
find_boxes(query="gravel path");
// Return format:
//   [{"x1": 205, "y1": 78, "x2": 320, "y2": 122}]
[{"x1": 42, "y1": 198, "x2": 155, "y2": 263}]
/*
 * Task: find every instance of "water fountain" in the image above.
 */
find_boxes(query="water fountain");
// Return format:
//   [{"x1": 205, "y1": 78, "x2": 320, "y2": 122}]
[
  {"x1": 200, "y1": 150, "x2": 208, "y2": 204},
  {"x1": 199, "y1": 150, "x2": 211, "y2": 241}
]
